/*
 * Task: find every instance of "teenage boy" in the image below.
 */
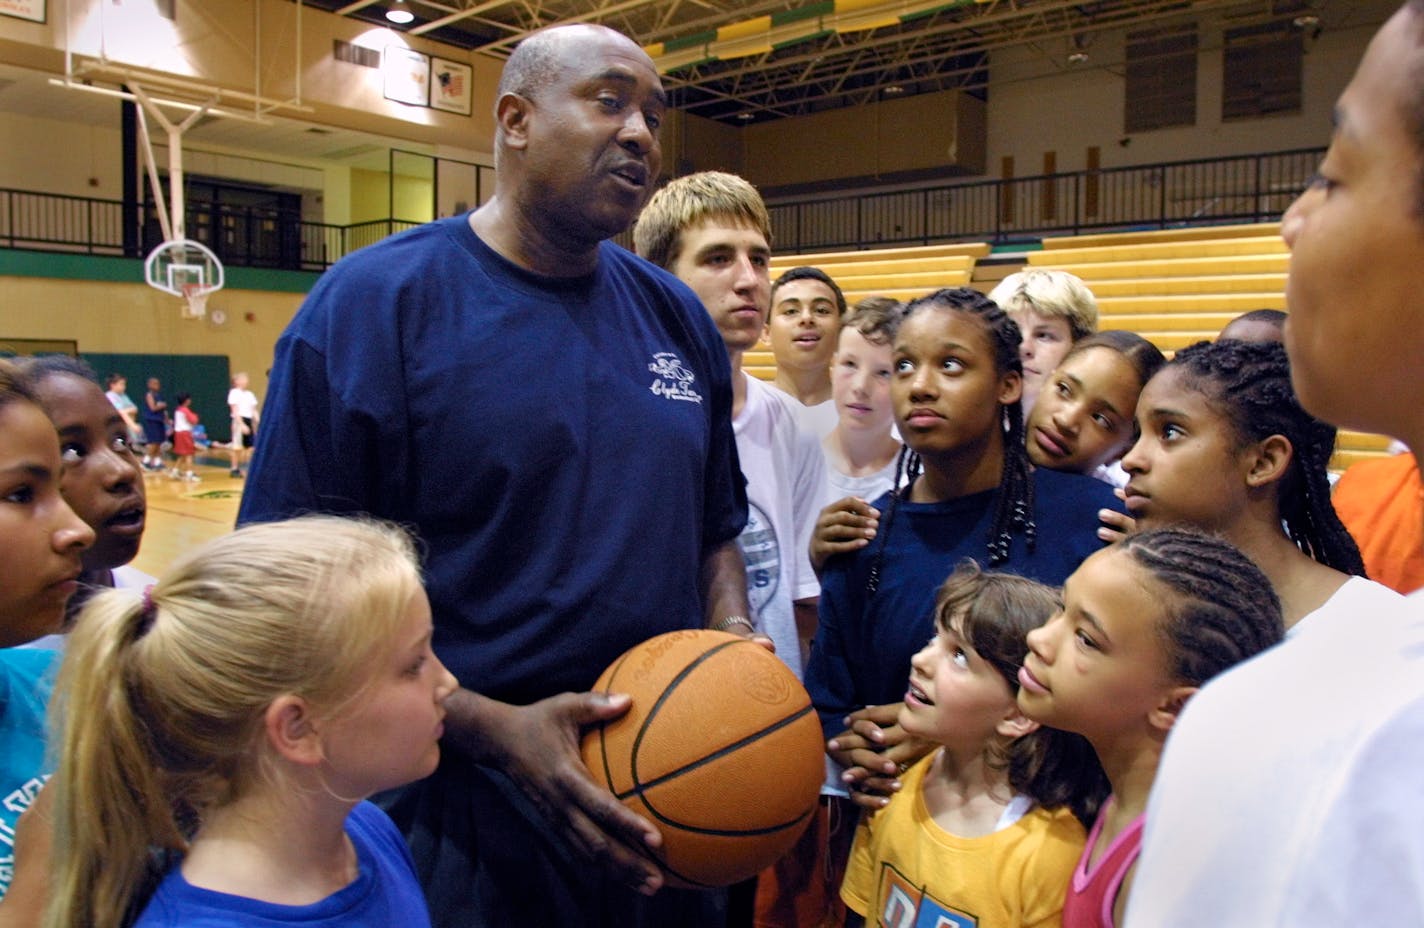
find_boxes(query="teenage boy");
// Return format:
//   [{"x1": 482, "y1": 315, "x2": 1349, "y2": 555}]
[
  {"x1": 767, "y1": 267, "x2": 847, "y2": 438},
  {"x1": 636, "y1": 171, "x2": 824, "y2": 678}
]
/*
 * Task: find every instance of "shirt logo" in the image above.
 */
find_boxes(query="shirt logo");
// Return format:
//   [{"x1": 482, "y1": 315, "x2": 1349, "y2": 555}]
[
  {"x1": 738, "y1": 502, "x2": 780, "y2": 614},
  {"x1": 648, "y1": 352, "x2": 703, "y2": 404}
]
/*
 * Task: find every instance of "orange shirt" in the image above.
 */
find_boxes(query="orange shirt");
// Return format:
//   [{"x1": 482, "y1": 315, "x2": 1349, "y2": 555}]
[{"x1": 1332, "y1": 452, "x2": 1424, "y2": 594}]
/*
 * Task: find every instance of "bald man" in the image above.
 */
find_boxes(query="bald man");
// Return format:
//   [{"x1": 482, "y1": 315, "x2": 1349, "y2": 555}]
[{"x1": 240, "y1": 25, "x2": 750, "y2": 927}]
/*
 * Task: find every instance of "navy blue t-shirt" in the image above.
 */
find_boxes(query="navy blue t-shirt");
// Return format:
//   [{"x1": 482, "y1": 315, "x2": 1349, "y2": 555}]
[
  {"x1": 806, "y1": 467, "x2": 1123, "y2": 738},
  {"x1": 238, "y1": 217, "x2": 747, "y2": 704}
]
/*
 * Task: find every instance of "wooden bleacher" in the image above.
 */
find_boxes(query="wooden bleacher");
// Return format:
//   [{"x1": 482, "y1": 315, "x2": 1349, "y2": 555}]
[{"x1": 747, "y1": 225, "x2": 1382, "y2": 471}]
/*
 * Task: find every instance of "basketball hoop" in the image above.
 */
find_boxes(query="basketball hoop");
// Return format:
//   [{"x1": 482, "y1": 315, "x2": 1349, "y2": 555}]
[{"x1": 181, "y1": 283, "x2": 210, "y2": 319}]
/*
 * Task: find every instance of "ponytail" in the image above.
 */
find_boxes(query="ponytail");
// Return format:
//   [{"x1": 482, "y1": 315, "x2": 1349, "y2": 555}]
[
  {"x1": 43, "y1": 516, "x2": 424, "y2": 928},
  {"x1": 45, "y1": 589, "x2": 189, "y2": 928}
]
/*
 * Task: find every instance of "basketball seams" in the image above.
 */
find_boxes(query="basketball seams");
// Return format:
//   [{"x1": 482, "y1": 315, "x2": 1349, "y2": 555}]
[
  {"x1": 591, "y1": 646, "x2": 639, "y2": 798},
  {"x1": 615, "y1": 703, "x2": 815, "y2": 804},
  {"x1": 628, "y1": 638, "x2": 746, "y2": 796}
]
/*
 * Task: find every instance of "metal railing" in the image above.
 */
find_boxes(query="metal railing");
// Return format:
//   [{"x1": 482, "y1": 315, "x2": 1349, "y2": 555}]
[
  {"x1": 1, "y1": 147, "x2": 1323, "y2": 270},
  {"x1": 765, "y1": 147, "x2": 1322, "y2": 253}
]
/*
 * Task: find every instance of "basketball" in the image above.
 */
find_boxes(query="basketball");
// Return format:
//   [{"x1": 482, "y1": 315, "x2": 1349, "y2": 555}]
[{"x1": 581, "y1": 629, "x2": 826, "y2": 888}]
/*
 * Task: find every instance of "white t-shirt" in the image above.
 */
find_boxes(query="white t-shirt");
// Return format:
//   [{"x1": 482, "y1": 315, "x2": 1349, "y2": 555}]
[
  {"x1": 1127, "y1": 577, "x2": 1424, "y2": 926},
  {"x1": 735, "y1": 375, "x2": 826, "y2": 680},
  {"x1": 228, "y1": 387, "x2": 259, "y2": 419},
  {"x1": 787, "y1": 395, "x2": 838, "y2": 441},
  {"x1": 823, "y1": 455, "x2": 899, "y2": 511}
]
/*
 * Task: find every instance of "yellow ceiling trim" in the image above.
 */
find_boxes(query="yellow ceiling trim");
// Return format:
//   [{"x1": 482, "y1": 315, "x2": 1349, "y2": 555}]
[{"x1": 645, "y1": 0, "x2": 970, "y2": 72}]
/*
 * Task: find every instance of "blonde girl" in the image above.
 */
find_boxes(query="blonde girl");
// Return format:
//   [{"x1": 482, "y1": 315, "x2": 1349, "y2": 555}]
[
  {"x1": 1017, "y1": 528, "x2": 1283, "y2": 927},
  {"x1": 45, "y1": 516, "x2": 458, "y2": 928}
]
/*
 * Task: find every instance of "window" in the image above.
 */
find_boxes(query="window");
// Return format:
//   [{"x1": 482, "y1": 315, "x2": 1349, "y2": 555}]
[
  {"x1": 1222, "y1": 22, "x2": 1302, "y2": 121},
  {"x1": 1125, "y1": 25, "x2": 1198, "y2": 133}
]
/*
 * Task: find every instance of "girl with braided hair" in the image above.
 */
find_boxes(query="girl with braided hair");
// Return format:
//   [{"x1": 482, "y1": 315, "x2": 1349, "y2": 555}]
[
  {"x1": 805, "y1": 287, "x2": 1123, "y2": 808},
  {"x1": 1119, "y1": 338, "x2": 1400, "y2": 630},
  {"x1": 1019, "y1": 527, "x2": 1284, "y2": 928}
]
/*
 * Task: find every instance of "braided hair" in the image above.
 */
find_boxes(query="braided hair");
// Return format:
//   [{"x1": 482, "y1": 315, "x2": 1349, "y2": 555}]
[
  {"x1": 1117, "y1": 527, "x2": 1285, "y2": 684},
  {"x1": 867, "y1": 287, "x2": 1034, "y2": 594},
  {"x1": 1170, "y1": 339, "x2": 1365, "y2": 574}
]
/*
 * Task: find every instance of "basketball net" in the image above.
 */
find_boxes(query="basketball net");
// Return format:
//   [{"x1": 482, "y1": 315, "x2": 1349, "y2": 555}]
[{"x1": 181, "y1": 284, "x2": 209, "y2": 320}]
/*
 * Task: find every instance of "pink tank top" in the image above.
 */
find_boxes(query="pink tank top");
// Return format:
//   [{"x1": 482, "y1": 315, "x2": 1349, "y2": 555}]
[{"x1": 1061, "y1": 801, "x2": 1144, "y2": 928}]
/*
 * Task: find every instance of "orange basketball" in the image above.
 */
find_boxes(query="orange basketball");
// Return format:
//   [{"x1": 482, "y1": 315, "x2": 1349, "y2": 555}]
[{"x1": 581, "y1": 629, "x2": 825, "y2": 888}]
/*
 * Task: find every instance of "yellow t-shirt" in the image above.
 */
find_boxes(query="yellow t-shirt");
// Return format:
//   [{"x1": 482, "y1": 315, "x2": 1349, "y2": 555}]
[{"x1": 841, "y1": 753, "x2": 1085, "y2": 928}]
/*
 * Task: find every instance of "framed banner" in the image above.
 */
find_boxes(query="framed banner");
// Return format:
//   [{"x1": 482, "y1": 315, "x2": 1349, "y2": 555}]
[
  {"x1": 383, "y1": 46, "x2": 430, "y2": 107},
  {"x1": 0, "y1": 0, "x2": 45, "y2": 24},
  {"x1": 431, "y1": 57, "x2": 473, "y2": 116}
]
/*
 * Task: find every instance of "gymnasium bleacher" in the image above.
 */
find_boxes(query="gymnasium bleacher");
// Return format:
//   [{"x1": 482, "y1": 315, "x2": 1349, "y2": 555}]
[{"x1": 763, "y1": 223, "x2": 1386, "y2": 472}]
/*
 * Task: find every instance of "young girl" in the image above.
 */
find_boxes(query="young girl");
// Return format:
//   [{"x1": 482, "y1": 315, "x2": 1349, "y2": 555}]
[
  {"x1": 169, "y1": 392, "x2": 199, "y2": 482},
  {"x1": 44, "y1": 515, "x2": 459, "y2": 928},
  {"x1": 0, "y1": 360, "x2": 94, "y2": 906},
  {"x1": 20, "y1": 357, "x2": 151, "y2": 628},
  {"x1": 1017, "y1": 528, "x2": 1284, "y2": 927},
  {"x1": 141, "y1": 376, "x2": 169, "y2": 472},
  {"x1": 104, "y1": 373, "x2": 142, "y2": 445},
  {"x1": 1118, "y1": 338, "x2": 1401, "y2": 630},
  {"x1": 841, "y1": 561, "x2": 1104, "y2": 928},
  {"x1": 1023, "y1": 331, "x2": 1165, "y2": 488},
  {"x1": 805, "y1": 287, "x2": 1122, "y2": 801}
]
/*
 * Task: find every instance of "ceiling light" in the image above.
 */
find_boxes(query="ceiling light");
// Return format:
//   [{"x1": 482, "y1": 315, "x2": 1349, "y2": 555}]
[
  {"x1": 1068, "y1": 52, "x2": 1089, "y2": 65},
  {"x1": 736, "y1": 112, "x2": 754, "y2": 121},
  {"x1": 882, "y1": 85, "x2": 905, "y2": 96},
  {"x1": 386, "y1": 1, "x2": 414, "y2": 25}
]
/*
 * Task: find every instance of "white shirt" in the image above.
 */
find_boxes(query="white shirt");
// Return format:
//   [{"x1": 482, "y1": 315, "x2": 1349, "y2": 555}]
[{"x1": 1127, "y1": 578, "x2": 1424, "y2": 926}]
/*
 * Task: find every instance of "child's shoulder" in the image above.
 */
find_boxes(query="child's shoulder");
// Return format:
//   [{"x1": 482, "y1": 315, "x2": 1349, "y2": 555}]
[
  {"x1": 1033, "y1": 465, "x2": 1123, "y2": 512},
  {"x1": 1008, "y1": 804, "x2": 1089, "y2": 862}
]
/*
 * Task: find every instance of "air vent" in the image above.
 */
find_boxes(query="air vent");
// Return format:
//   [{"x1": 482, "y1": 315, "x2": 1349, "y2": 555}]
[{"x1": 334, "y1": 40, "x2": 381, "y2": 69}]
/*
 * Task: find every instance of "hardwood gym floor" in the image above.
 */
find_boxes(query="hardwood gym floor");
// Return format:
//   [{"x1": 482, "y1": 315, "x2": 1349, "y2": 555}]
[{"x1": 130, "y1": 460, "x2": 244, "y2": 578}]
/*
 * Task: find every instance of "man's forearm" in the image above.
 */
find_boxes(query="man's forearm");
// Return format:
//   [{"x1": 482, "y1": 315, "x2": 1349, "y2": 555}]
[{"x1": 700, "y1": 539, "x2": 750, "y2": 628}]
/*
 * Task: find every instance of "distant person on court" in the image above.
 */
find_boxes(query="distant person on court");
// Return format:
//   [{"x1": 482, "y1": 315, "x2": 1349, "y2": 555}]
[
  {"x1": 0, "y1": 360, "x2": 94, "y2": 913},
  {"x1": 18, "y1": 357, "x2": 153, "y2": 637},
  {"x1": 988, "y1": 270, "x2": 1098, "y2": 416},
  {"x1": 1332, "y1": 450, "x2": 1424, "y2": 593},
  {"x1": 238, "y1": 23, "x2": 750, "y2": 928},
  {"x1": 1018, "y1": 529, "x2": 1282, "y2": 928},
  {"x1": 635, "y1": 170, "x2": 825, "y2": 677},
  {"x1": 103, "y1": 373, "x2": 141, "y2": 445},
  {"x1": 1217, "y1": 307, "x2": 1286, "y2": 343},
  {"x1": 841, "y1": 562, "x2": 1098, "y2": 928},
  {"x1": 141, "y1": 376, "x2": 168, "y2": 472},
  {"x1": 226, "y1": 372, "x2": 260, "y2": 479},
  {"x1": 767, "y1": 266, "x2": 847, "y2": 438},
  {"x1": 44, "y1": 516, "x2": 456, "y2": 928},
  {"x1": 1126, "y1": 4, "x2": 1424, "y2": 922},
  {"x1": 169, "y1": 393, "x2": 199, "y2": 483}
]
